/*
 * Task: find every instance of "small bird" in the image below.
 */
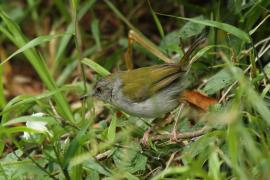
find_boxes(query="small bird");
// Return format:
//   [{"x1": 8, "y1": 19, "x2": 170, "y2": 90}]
[
  {"x1": 92, "y1": 37, "x2": 204, "y2": 118},
  {"x1": 93, "y1": 64, "x2": 191, "y2": 118}
]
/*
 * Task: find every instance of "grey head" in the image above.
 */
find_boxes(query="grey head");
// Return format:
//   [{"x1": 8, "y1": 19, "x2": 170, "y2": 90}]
[{"x1": 92, "y1": 75, "x2": 118, "y2": 103}]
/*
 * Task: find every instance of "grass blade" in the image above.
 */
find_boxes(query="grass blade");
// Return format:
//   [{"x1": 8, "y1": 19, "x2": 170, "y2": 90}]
[
  {"x1": 1, "y1": 33, "x2": 67, "y2": 65},
  {"x1": 157, "y1": 13, "x2": 251, "y2": 43},
  {"x1": 107, "y1": 114, "x2": 117, "y2": 142},
  {"x1": 147, "y1": 0, "x2": 164, "y2": 38},
  {"x1": 82, "y1": 58, "x2": 110, "y2": 76},
  {"x1": 91, "y1": 19, "x2": 101, "y2": 50},
  {"x1": 0, "y1": 9, "x2": 74, "y2": 122}
]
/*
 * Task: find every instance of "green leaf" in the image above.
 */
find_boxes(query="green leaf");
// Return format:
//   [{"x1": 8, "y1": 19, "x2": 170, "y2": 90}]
[
  {"x1": 84, "y1": 157, "x2": 111, "y2": 176},
  {"x1": 178, "y1": 16, "x2": 206, "y2": 38},
  {"x1": 55, "y1": 24, "x2": 74, "y2": 65},
  {"x1": 56, "y1": 61, "x2": 78, "y2": 85},
  {"x1": 54, "y1": 0, "x2": 96, "y2": 72},
  {"x1": 91, "y1": 19, "x2": 101, "y2": 50},
  {"x1": 245, "y1": 85, "x2": 270, "y2": 125},
  {"x1": 63, "y1": 124, "x2": 89, "y2": 168},
  {"x1": 2, "y1": 126, "x2": 41, "y2": 135},
  {"x1": 203, "y1": 67, "x2": 243, "y2": 95},
  {"x1": 152, "y1": 166, "x2": 189, "y2": 180},
  {"x1": 2, "y1": 116, "x2": 56, "y2": 127},
  {"x1": 190, "y1": 45, "x2": 216, "y2": 63},
  {"x1": 0, "y1": 57, "x2": 5, "y2": 108},
  {"x1": 160, "y1": 16, "x2": 205, "y2": 57},
  {"x1": 1, "y1": 83, "x2": 78, "y2": 117},
  {"x1": 82, "y1": 58, "x2": 110, "y2": 76},
  {"x1": 222, "y1": 55, "x2": 270, "y2": 126},
  {"x1": 54, "y1": 0, "x2": 71, "y2": 21},
  {"x1": 0, "y1": 140, "x2": 4, "y2": 156},
  {"x1": 208, "y1": 149, "x2": 221, "y2": 180},
  {"x1": 104, "y1": 0, "x2": 138, "y2": 32},
  {"x1": 147, "y1": 0, "x2": 164, "y2": 38},
  {"x1": 158, "y1": 13, "x2": 251, "y2": 43},
  {"x1": 72, "y1": 0, "x2": 78, "y2": 10},
  {"x1": 181, "y1": 131, "x2": 223, "y2": 164},
  {"x1": 70, "y1": 153, "x2": 111, "y2": 176},
  {"x1": 0, "y1": 150, "x2": 48, "y2": 178},
  {"x1": 107, "y1": 114, "x2": 117, "y2": 142},
  {"x1": 113, "y1": 143, "x2": 147, "y2": 173},
  {"x1": 243, "y1": 0, "x2": 270, "y2": 30},
  {"x1": 0, "y1": 9, "x2": 74, "y2": 122},
  {"x1": 1, "y1": 33, "x2": 66, "y2": 65}
]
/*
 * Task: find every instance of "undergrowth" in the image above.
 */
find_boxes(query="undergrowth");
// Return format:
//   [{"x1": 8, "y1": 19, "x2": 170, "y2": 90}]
[{"x1": 0, "y1": 0, "x2": 270, "y2": 179}]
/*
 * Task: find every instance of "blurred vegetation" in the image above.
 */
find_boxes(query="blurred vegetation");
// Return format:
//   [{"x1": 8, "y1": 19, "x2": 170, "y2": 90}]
[{"x1": 0, "y1": 0, "x2": 270, "y2": 179}]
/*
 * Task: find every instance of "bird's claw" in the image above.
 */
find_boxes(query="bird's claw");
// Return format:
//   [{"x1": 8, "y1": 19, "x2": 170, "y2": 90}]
[
  {"x1": 140, "y1": 128, "x2": 152, "y2": 146},
  {"x1": 170, "y1": 128, "x2": 178, "y2": 142}
]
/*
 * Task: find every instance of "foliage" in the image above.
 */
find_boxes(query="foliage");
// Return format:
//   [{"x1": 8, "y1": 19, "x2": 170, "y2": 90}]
[{"x1": 0, "y1": 0, "x2": 270, "y2": 179}]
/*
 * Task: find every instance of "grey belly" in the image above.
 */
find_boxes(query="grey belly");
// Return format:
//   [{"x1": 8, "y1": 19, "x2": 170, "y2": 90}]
[
  {"x1": 119, "y1": 95, "x2": 178, "y2": 118},
  {"x1": 111, "y1": 74, "x2": 191, "y2": 118},
  {"x1": 112, "y1": 83, "x2": 182, "y2": 118}
]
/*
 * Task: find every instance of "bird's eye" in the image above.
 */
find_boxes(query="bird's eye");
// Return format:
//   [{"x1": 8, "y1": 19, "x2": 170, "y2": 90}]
[{"x1": 96, "y1": 87, "x2": 102, "y2": 93}]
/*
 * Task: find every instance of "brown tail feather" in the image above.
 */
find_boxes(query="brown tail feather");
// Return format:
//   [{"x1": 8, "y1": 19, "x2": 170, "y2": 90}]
[{"x1": 178, "y1": 36, "x2": 206, "y2": 67}]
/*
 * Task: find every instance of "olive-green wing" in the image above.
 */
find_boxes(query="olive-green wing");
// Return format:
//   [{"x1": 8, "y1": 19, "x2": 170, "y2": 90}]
[{"x1": 120, "y1": 64, "x2": 183, "y2": 102}]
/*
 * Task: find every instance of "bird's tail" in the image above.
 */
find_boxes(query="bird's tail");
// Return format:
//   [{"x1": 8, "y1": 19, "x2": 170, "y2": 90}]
[{"x1": 178, "y1": 34, "x2": 207, "y2": 67}]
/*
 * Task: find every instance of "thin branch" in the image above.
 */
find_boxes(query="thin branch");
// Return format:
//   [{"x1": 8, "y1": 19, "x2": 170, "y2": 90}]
[
  {"x1": 152, "y1": 126, "x2": 210, "y2": 141},
  {"x1": 95, "y1": 150, "x2": 112, "y2": 161},
  {"x1": 242, "y1": 35, "x2": 270, "y2": 54},
  {"x1": 165, "y1": 151, "x2": 178, "y2": 169}
]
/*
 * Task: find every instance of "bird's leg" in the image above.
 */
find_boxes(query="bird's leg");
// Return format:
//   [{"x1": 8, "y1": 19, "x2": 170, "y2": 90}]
[
  {"x1": 139, "y1": 118, "x2": 155, "y2": 146},
  {"x1": 171, "y1": 103, "x2": 185, "y2": 141},
  {"x1": 123, "y1": 30, "x2": 172, "y2": 70},
  {"x1": 141, "y1": 128, "x2": 152, "y2": 145},
  {"x1": 140, "y1": 114, "x2": 172, "y2": 145}
]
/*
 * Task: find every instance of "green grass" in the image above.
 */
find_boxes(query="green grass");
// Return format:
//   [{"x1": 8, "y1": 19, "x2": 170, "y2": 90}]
[{"x1": 1, "y1": 1, "x2": 270, "y2": 179}]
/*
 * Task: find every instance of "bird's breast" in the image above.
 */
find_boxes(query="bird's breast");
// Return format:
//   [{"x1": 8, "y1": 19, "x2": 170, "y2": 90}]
[{"x1": 111, "y1": 78, "x2": 183, "y2": 118}]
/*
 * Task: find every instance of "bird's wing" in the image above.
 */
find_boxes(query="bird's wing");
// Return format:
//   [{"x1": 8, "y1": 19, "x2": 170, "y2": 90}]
[{"x1": 120, "y1": 64, "x2": 184, "y2": 102}]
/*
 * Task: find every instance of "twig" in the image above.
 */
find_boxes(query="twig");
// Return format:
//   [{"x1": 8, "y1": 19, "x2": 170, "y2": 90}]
[
  {"x1": 49, "y1": 100, "x2": 79, "y2": 130},
  {"x1": 143, "y1": 166, "x2": 163, "y2": 179},
  {"x1": 165, "y1": 151, "x2": 178, "y2": 169},
  {"x1": 49, "y1": 100, "x2": 62, "y2": 123},
  {"x1": 95, "y1": 150, "x2": 112, "y2": 161},
  {"x1": 218, "y1": 81, "x2": 237, "y2": 103},
  {"x1": 172, "y1": 103, "x2": 185, "y2": 140},
  {"x1": 152, "y1": 126, "x2": 210, "y2": 141},
  {"x1": 242, "y1": 36, "x2": 270, "y2": 55}
]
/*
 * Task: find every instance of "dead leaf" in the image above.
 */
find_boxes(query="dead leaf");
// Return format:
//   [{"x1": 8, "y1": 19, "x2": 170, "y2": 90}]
[{"x1": 180, "y1": 90, "x2": 218, "y2": 111}]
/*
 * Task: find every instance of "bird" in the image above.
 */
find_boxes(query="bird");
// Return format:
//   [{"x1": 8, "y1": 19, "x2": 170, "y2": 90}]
[{"x1": 91, "y1": 37, "x2": 205, "y2": 118}]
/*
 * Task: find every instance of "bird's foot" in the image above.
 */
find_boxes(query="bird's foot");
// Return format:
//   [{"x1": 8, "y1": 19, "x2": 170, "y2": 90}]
[{"x1": 140, "y1": 128, "x2": 152, "y2": 146}]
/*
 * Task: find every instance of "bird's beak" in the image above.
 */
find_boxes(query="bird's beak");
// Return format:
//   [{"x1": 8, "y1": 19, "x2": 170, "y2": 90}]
[{"x1": 80, "y1": 91, "x2": 94, "y2": 100}]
